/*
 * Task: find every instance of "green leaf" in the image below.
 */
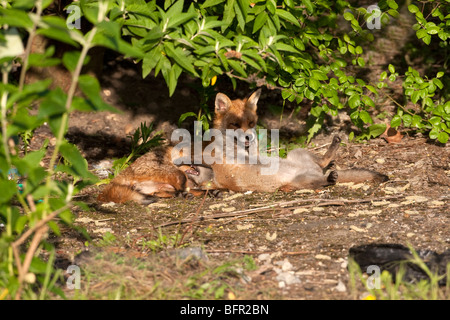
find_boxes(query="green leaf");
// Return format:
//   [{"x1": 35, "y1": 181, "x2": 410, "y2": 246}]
[
  {"x1": 274, "y1": 42, "x2": 299, "y2": 53},
  {"x1": 348, "y1": 94, "x2": 360, "y2": 109},
  {"x1": 369, "y1": 123, "x2": 387, "y2": 137},
  {"x1": 178, "y1": 112, "x2": 197, "y2": 127},
  {"x1": 142, "y1": 46, "x2": 162, "y2": 78},
  {"x1": 38, "y1": 88, "x2": 67, "y2": 119},
  {"x1": 357, "y1": 57, "x2": 365, "y2": 67},
  {"x1": 167, "y1": 12, "x2": 197, "y2": 29},
  {"x1": 432, "y1": 78, "x2": 443, "y2": 89},
  {"x1": 293, "y1": 38, "x2": 305, "y2": 51},
  {"x1": 309, "y1": 78, "x2": 320, "y2": 91},
  {"x1": 0, "y1": 180, "x2": 17, "y2": 203},
  {"x1": 391, "y1": 114, "x2": 401, "y2": 128},
  {"x1": 387, "y1": 0, "x2": 398, "y2": 10},
  {"x1": 438, "y1": 132, "x2": 449, "y2": 144},
  {"x1": 275, "y1": 9, "x2": 300, "y2": 27},
  {"x1": 202, "y1": 0, "x2": 226, "y2": 9},
  {"x1": 429, "y1": 128, "x2": 439, "y2": 140},
  {"x1": 59, "y1": 142, "x2": 97, "y2": 180},
  {"x1": 416, "y1": 28, "x2": 427, "y2": 39},
  {"x1": 228, "y1": 59, "x2": 247, "y2": 77},
  {"x1": 164, "y1": 43, "x2": 198, "y2": 77},
  {"x1": 359, "y1": 110, "x2": 373, "y2": 124},
  {"x1": 343, "y1": 12, "x2": 354, "y2": 21},
  {"x1": 429, "y1": 116, "x2": 442, "y2": 126},
  {"x1": 222, "y1": 0, "x2": 236, "y2": 30},
  {"x1": 388, "y1": 64, "x2": 395, "y2": 73},
  {"x1": 0, "y1": 8, "x2": 33, "y2": 29},
  {"x1": 302, "y1": 0, "x2": 314, "y2": 14},
  {"x1": 37, "y1": 16, "x2": 79, "y2": 47},
  {"x1": 423, "y1": 34, "x2": 431, "y2": 45},
  {"x1": 311, "y1": 70, "x2": 328, "y2": 81},
  {"x1": 411, "y1": 90, "x2": 420, "y2": 104},
  {"x1": 253, "y1": 11, "x2": 268, "y2": 34},
  {"x1": 77, "y1": 74, "x2": 111, "y2": 111},
  {"x1": 93, "y1": 21, "x2": 143, "y2": 58},
  {"x1": 362, "y1": 95, "x2": 375, "y2": 108},
  {"x1": 408, "y1": 4, "x2": 419, "y2": 13},
  {"x1": 62, "y1": 51, "x2": 83, "y2": 73},
  {"x1": 28, "y1": 48, "x2": 61, "y2": 70},
  {"x1": 402, "y1": 114, "x2": 412, "y2": 127}
]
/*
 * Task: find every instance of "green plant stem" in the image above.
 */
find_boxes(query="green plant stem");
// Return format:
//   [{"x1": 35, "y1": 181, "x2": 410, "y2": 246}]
[
  {"x1": 41, "y1": 28, "x2": 97, "y2": 217},
  {"x1": 17, "y1": 0, "x2": 43, "y2": 93},
  {"x1": 1, "y1": 69, "x2": 11, "y2": 165},
  {"x1": 6, "y1": 207, "x2": 13, "y2": 276}
]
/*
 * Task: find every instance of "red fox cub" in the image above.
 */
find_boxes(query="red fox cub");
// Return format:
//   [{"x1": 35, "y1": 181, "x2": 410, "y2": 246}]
[
  {"x1": 97, "y1": 90, "x2": 261, "y2": 204},
  {"x1": 186, "y1": 92, "x2": 389, "y2": 192},
  {"x1": 193, "y1": 135, "x2": 388, "y2": 192}
]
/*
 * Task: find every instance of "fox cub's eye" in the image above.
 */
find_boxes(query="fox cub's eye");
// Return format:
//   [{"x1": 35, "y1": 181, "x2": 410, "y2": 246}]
[
  {"x1": 248, "y1": 121, "x2": 255, "y2": 128},
  {"x1": 230, "y1": 123, "x2": 240, "y2": 128}
]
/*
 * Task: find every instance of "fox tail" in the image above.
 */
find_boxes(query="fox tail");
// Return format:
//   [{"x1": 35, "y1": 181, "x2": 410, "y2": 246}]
[{"x1": 337, "y1": 169, "x2": 388, "y2": 184}]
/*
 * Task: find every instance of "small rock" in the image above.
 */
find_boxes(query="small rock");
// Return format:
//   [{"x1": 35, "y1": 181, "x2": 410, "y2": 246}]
[
  {"x1": 237, "y1": 223, "x2": 253, "y2": 230},
  {"x1": 293, "y1": 208, "x2": 308, "y2": 214},
  {"x1": 209, "y1": 203, "x2": 227, "y2": 210},
  {"x1": 428, "y1": 200, "x2": 444, "y2": 207},
  {"x1": 404, "y1": 195, "x2": 428, "y2": 203},
  {"x1": 93, "y1": 228, "x2": 113, "y2": 234},
  {"x1": 295, "y1": 189, "x2": 315, "y2": 194},
  {"x1": 376, "y1": 158, "x2": 385, "y2": 164},
  {"x1": 257, "y1": 253, "x2": 271, "y2": 262},
  {"x1": 334, "y1": 280, "x2": 347, "y2": 292},
  {"x1": 350, "y1": 225, "x2": 367, "y2": 233},
  {"x1": 274, "y1": 259, "x2": 293, "y2": 272},
  {"x1": 371, "y1": 200, "x2": 390, "y2": 207},
  {"x1": 222, "y1": 206, "x2": 236, "y2": 212},
  {"x1": 223, "y1": 193, "x2": 244, "y2": 201},
  {"x1": 315, "y1": 254, "x2": 331, "y2": 260},
  {"x1": 167, "y1": 247, "x2": 208, "y2": 261}
]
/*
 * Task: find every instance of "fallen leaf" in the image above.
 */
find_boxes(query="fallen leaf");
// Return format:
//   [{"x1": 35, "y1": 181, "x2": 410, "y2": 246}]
[
  {"x1": 381, "y1": 124, "x2": 403, "y2": 144},
  {"x1": 265, "y1": 232, "x2": 277, "y2": 241}
]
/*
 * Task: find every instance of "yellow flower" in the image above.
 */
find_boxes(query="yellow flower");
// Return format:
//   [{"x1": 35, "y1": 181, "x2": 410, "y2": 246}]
[
  {"x1": 363, "y1": 294, "x2": 376, "y2": 300},
  {"x1": 211, "y1": 75, "x2": 217, "y2": 86},
  {"x1": 0, "y1": 288, "x2": 9, "y2": 300}
]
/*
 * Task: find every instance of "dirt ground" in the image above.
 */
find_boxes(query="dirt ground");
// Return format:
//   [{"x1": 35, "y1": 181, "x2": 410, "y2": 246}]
[{"x1": 24, "y1": 5, "x2": 449, "y2": 300}]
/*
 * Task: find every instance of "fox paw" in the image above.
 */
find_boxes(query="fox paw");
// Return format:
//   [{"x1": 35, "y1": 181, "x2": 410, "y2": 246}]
[
  {"x1": 332, "y1": 135, "x2": 342, "y2": 145},
  {"x1": 327, "y1": 170, "x2": 338, "y2": 184},
  {"x1": 324, "y1": 160, "x2": 337, "y2": 172},
  {"x1": 210, "y1": 189, "x2": 224, "y2": 198}
]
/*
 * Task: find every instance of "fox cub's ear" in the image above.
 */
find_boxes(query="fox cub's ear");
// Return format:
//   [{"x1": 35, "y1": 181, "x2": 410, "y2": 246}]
[
  {"x1": 215, "y1": 93, "x2": 233, "y2": 114},
  {"x1": 246, "y1": 88, "x2": 261, "y2": 112}
]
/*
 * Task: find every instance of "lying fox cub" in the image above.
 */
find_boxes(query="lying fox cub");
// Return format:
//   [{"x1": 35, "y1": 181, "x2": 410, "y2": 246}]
[
  {"x1": 183, "y1": 91, "x2": 388, "y2": 193},
  {"x1": 186, "y1": 134, "x2": 388, "y2": 192}
]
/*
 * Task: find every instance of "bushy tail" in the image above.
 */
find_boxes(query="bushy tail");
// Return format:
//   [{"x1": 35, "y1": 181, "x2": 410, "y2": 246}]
[
  {"x1": 98, "y1": 183, "x2": 147, "y2": 204},
  {"x1": 337, "y1": 169, "x2": 388, "y2": 184}
]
